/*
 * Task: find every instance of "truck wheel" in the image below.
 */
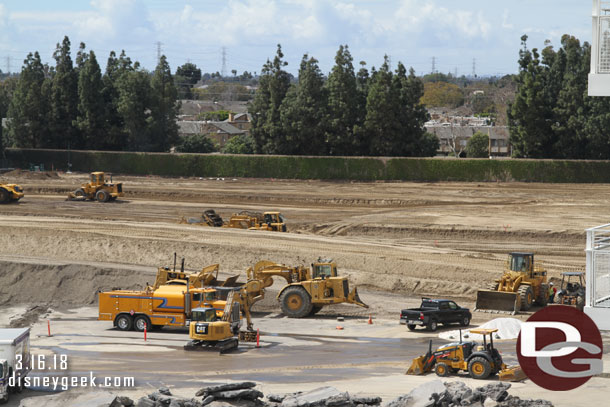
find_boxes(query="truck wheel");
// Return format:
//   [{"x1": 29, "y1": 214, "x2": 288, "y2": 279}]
[
  {"x1": 460, "y1": 316, "x2": 471, "y2": 327},
  {"x1": 518, "y1": 286, "x2": 534, "y2": 311},
  {"x1": 0, "y1": 188, "x2": 9, "y2": 204},
  {"x1": 428, "y1": 320, "x2": 438, "y2": 332},
  {"x1": 407, "y1": 324, "x2": 417, "y2": 331},
  {"x1": 468, "y1": 357, "x2": 492, "y2": 379},
  {"x1": 96, "y1": 190, "x2": 109, "y2": 202},
  {"x1": 133, "y1": 315, "x2": 150, "y2": 332},
  {"x1": 279, "y1": 286, "x2": 313, "y2": 318},
  {"x1": 435, "y1": 362, "x2": 452, "y2": 377},
  {"x1": 115, "y1": 314, "x2": 133, "y2": 331}
]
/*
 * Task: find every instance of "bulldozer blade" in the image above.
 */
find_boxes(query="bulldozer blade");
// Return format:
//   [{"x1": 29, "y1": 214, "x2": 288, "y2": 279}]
[
  {"x1": 499, "y1": 365, "x2": 527, "y2": 382},
  {"x1": 347, "y1": 287, "x2": 369, "y2": 309},
  {"x1": 66, "y1": 192, "x2": 86, "y2": 201},
  {"x1": 475, "y1": 290, "x2": 520, "y2": 314}
]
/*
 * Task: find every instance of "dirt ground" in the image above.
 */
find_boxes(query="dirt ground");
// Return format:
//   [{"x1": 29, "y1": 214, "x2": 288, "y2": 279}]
[{"x1": 0, "y1": 170, "x2": 608, "y2": 406}]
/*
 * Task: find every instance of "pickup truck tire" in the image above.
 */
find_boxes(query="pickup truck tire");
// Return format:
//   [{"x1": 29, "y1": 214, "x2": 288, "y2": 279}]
[
  {"x1": 133, "y1": 315, "x2": 151, "y2": 332},
  {"x1": 435, "y1": 362, "x2": 452, "y2": 377},
  {"x1": 468, "y1": 356, "x2": 492, "y2": 379},
  {"x1": 115, "y1": 314, "x2": 133, "y2": 331},
  {"x1": 407, "y1": 324, "x2": 417, "y2": 331},
  {"x1": 427, "y1": 320, "x2": 438, "y2": 332},
  {"x1": 280, "y1": 286, "x2": 313, "y2": 318},
  {"x1": 460, "y1": 315, "x2": 471, "y2": 327}
]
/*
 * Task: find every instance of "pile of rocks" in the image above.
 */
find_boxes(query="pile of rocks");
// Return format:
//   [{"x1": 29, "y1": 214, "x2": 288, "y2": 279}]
[
  {"x1": 106, "y1": 383, "x2": 379, "y2": 407},
  {"x1": 385, "y1": 381, "x2": 553, "y2": 407}
]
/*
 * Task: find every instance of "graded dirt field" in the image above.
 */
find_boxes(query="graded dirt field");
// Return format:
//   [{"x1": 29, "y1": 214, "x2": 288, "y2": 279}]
[{"x1": 0, "y1": 171, "x2": 608, "y2": 406}]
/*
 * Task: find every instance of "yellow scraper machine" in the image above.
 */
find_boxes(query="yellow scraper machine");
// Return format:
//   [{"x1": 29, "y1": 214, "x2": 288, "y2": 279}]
[
  {"x1": 406, "y1": 328, "x2": 526, "y2": 382},
  {"x1": 475, "y1": 252, "x2": 549, "y2": 314}
]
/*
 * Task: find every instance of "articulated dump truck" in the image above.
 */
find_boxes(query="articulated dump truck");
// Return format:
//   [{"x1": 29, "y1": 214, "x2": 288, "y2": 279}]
[{"x1": 475, "y1": 252, "x2": 549, "y2": 314}]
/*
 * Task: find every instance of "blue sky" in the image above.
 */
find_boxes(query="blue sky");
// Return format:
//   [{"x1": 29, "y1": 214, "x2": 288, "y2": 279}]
[{"x1": 0, "y1": 1, "x2": 592, "y2": 77}]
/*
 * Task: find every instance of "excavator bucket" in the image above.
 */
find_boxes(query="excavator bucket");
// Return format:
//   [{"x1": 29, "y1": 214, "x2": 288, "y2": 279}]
[
  {"x1": 475, "y1": 290, "x2": 520, "y2": 314},
  {"x1": 347, "y1": 287, "x2": 369, "y2": 309},
  {"x1": 499, "y1": 365, "x2": 527, "y2": 382}
]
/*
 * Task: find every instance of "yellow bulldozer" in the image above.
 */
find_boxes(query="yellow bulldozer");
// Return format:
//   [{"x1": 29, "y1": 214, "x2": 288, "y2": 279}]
[
  {"x1": 0, "y1": 183, "x2": 24, "y2": 203},
  {"x1": 246, "y1": 259, "x2": 368, "y2": 318},
  {"x1": 475, "y1": 252, "x2": 549, "y2": 314},
  {"x1": 67, "y1": 172, "x2": 123, "y2": 202},
  {"x1": 406, "y1": 328, "x2": 526, "y2": 381}
]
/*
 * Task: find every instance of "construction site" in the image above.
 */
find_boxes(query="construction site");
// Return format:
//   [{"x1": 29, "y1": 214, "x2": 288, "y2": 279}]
[{"x1": 1, "y1": 170, "x2": 610, "y2": 407}]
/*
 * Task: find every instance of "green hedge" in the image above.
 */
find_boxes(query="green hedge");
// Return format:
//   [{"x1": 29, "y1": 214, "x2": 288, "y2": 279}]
[{"x1": 6, "y1": 148, "x2": 610, "y2": 183}]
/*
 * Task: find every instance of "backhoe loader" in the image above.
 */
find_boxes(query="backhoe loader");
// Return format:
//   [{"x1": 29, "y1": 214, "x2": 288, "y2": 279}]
[
  {"x1": 406, "y1": 328, "x2": 526, "y2": 381},
  {"x1": 246, "y1": 259, "x2": 368, "y2": 318},
  {"x1": 475, "y1": 252, "x2": 549, "y2": 314},
  {"x1": 67, "y1": 172, "x2": 123, "y2": 202},
  {"x1": 0, "y1": 183, "x2": 24, "y2": 203}
]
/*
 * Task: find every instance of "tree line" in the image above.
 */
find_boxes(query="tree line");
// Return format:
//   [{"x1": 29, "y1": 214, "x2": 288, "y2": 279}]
[
  {"x1": 249, "y1": 45, "x2": 438, "y2": 156},
  {"x1": 509, "y1": 34, "x2": 610, "y2": 159},
  {"x1": 1, "y1": 36, "x2": 180, "y2": 152}
]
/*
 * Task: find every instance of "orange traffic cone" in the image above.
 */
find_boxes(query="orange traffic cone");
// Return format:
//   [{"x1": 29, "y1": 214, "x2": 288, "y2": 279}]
[
  {"x1": 368, "y1": 314, "x2": 373, "y2": 324},
  {"x1": 336, "y1": 325, "x2": 344, "y2": 330}
]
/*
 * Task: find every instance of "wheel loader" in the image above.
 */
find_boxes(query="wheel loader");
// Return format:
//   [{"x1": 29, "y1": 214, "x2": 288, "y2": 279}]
[
  {"x1": 246, "y1": 259, "x2": 368, "y2": 318},
  {"x1": 406, "y1": 328, "x2": 526, "y2": 382},
  {"x1": 181, "y1": 210, "x2": 287, "y2": 232},
  {"x1": 475, "y1": 252, "x2": 549, "y2": 314},
  {"x1": 0, "y1": 183, "x2": 24, "y2": 203},
  {"x1": 67, "y1": 172, "x2": 123, "y2": 202}
]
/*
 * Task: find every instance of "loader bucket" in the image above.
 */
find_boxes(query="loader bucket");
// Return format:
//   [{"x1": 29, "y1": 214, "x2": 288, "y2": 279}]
[
  {"x1": 406, "y1": 355, "x2": 427, "y2": 375},
  {"x1": 499, "y1": 365, "x2": 527, "y2": 382},
  {"x1": 475, "y1": 290, "x2": 520, "y2": 314},
  {"x1": 347, "y1": 287, "x2": 369, "y2": 309}
]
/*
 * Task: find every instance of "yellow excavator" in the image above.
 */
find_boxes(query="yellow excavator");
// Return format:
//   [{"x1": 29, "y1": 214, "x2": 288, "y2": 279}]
[
  {"x1": 184, "y1": 289, "x2": 257, "y2": 353},
  {"x1": 246, "y1": 259, "x2": 368, "y2": 318},
  {"x1": 475, "y1": 252, "x2": 549, "y2": 314},
  {"x1": 406, "y1": 328, "x2": 526, "y2": 381}
]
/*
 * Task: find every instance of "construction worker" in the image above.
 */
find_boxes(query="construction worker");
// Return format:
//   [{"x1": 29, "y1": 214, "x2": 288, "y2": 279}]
[{"x1": 548, "y1": 282, "x2": 556, "y2": 303}]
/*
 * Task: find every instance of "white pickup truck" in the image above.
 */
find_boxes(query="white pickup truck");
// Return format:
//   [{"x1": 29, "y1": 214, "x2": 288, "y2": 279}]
[{"x1": 0, "y1": 328, "x2": 31, "y2": 403}]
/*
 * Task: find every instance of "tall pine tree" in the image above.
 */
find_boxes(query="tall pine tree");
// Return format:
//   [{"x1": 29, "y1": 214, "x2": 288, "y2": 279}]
[
  {"x1": 150, "y1": 55, "x2": 180, "y2": 151},
  {"x1": 49, "y1": 36, "x2": 79, "y2": 149},
  {"x1": 76, "y1": 49, "x2": 107, "y2": 149}
]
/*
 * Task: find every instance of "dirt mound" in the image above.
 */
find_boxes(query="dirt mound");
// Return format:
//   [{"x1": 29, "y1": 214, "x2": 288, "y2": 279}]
[
  {"x1": 1, "y1": 169, "x2": 60, "y2": 180},
  {"x1": 0, "y1": 260, "x2": 152, "y2": 307},
  {"x1": 9, "y1": 305, "x2": 50, "y2": 328}
]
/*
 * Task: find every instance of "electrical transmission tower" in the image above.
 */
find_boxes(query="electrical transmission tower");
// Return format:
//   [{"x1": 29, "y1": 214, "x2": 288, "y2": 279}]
[
  {"x1": 221, "y1": 47, "x2": 227, "y2": 78},
  {"x1": 156, "y1": 41, "x2": 163, "y2": 64},
  {"x1": 472, "y1": 58, "x2": 476, "y2": 78},
  {"x1": 5, "y1": 56, "x2": 10, "y2": 74},
  {"x1": 431, "y1": 57, "x2": 436, "y2": 73}
]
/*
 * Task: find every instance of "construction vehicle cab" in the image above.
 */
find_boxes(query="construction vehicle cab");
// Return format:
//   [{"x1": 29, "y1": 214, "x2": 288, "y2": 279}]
[
  {"x1": 0, "y1": 183, "x2": 24, "y2": 203},
  {"x1": 261, "y1": 212, "x2": 287, "y2": 232},
  {"x1": 68, "y1": 171, "x2": 123, "y2": 202},
  {"x1": 312, "y1": 262, "x2": 335, "y2": 279},
  {"x1": 407, "y1": 328, "x2": 525, "y2": 381},
  {"x1": 475, "y1": 252, "x2": 549, "y2": 314}
]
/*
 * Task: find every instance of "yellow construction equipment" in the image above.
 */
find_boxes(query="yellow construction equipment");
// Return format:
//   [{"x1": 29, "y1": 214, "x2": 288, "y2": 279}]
[
  {"x1": 246, "y1": 259, "x2": 368, "y2": 318},
  {"x1": 406, "y1": 328, "x2": 526, "y2": 381},
  {"x1": 67, "y1": 172, "x2": 123, "y2": 202},
  {"x1": 475, "y1": 252, "x2": 549, "y2": 314},
  {"x1": 182, "y1": 210, "x2": 287, "y2": 232},
  {"x1": 184, "y1": 286, "x2": 259, "y2": 352},
  {"x1": 0, "y1": 183, "x2": 24, "y2": 203}
]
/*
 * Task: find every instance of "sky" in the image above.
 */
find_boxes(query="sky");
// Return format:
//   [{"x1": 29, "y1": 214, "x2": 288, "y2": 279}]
[{"x1": 0, "y1": 0, "x2": 593, "y2": 77}]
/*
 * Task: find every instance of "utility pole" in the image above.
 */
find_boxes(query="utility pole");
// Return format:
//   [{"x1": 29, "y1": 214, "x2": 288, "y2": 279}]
[{"x1": 221, "y1": 46, "x2": 227, "y2": 78}]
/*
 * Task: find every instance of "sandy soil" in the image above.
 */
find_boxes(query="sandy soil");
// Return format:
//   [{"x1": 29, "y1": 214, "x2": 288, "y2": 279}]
[{"x1": 0, "y1": 170, "x2": 607, "y2": 406}]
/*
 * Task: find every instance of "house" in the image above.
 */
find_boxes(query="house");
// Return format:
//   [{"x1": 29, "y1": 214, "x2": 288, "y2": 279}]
[
  {"x1": 177, "y1": 120, "x2": 246, "y2": 148},
  {"x1": 425, "y1": 121, "x2": 510, "y2": 156},
  {"x1": 225, "y1": 113, "x2": 251, "y2": 135}
]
